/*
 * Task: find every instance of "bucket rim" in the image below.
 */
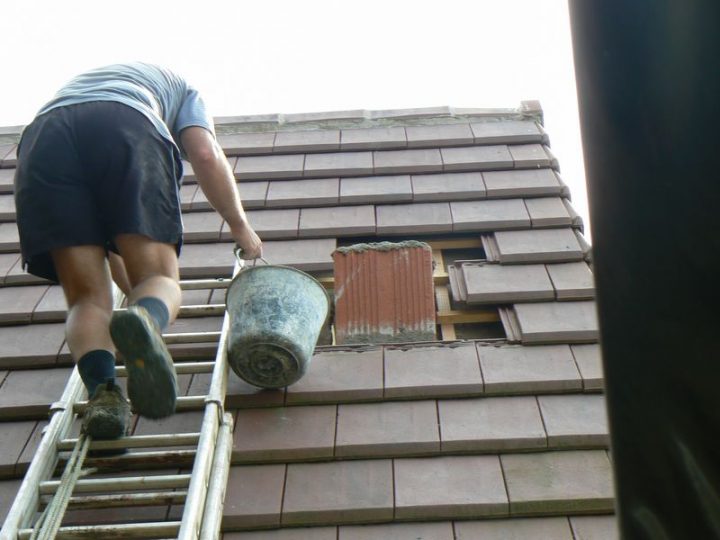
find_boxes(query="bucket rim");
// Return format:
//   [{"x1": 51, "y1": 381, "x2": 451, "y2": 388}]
[{"x1": 226, "y1": 263, "x2": 333, "y2": 323}]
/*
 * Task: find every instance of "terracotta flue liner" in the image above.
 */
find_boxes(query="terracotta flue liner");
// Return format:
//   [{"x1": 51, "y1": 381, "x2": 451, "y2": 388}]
[{"x1": 332, "y1": 241, "x2": 436, "y2": 344}]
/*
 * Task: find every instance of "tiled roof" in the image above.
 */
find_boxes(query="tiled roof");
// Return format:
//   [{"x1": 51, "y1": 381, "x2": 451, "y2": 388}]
[{"x1": 0, "y1": 105, "x2": 615, "y2": 538}]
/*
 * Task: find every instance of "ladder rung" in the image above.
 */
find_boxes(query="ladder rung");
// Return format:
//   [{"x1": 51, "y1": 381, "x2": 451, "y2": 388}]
[
  {"x1": 117, "y1": 304, "x2": 225, "y2": 318},
  {"x1": 58, "y1": 433, "x2": 201, "y2": 451},
  {"x1": 115, "y1": 361, "x2": 214, "y2": 377},
  {"x1": 40, "y1": 473, "x2": 191, "y2": 495},
  {"x1": 80, "y1": 449, "x2": 196, "y2": 470},
  {"x1": 162, "y1": 331, "x2": 221, "y2": 344},
  {"x1": 180, "y1": 278, "x2": 231, "y2": 290},
  {"x1": 74, "y1": 396, "x2": 206, "y2": 414},
  {"x1": 18, "y1": 521, "x2": 181, "y2": 540},
  {"x1": 41, "y1": 491, "x2": 188, "y2": 510}
]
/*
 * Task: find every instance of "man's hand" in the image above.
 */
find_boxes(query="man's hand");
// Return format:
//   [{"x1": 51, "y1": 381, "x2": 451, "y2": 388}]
[{"x1": 231, "y1": 221, "x2": 263, "y2": 259}]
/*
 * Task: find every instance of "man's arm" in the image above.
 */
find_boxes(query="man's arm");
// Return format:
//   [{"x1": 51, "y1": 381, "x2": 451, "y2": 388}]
[{"x1": 180, "y1": 127, "x2": 262, "y2": 259}]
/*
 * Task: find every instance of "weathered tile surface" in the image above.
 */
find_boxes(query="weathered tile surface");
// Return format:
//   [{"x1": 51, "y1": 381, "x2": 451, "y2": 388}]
[
  {"x1": 274, "y1": 129, "x2": 339, "y2": 152},
  {"x1": 514, "y1": 301, "x2": 599, "y2": 343},
  {"x1": 470, "y1": 120, "x2": 544, "y2": 144},
  {"x1": 0, "y1": 367, "x2": 71, "y2": 416},
  {"x1": 547, "y1": 262, "x2": 595, "y2": 300},
  {"x1": 0, "y1": 420, "x2": 36, "y2": 476},
  {"x1": 224, "y1": 528, "x2": 336, "y2": 540},
  {"x1": 384, "y1": 345, "x2": 483, "y2": 398},
  {"x1": 233, "y1": 405, "x2": 336, "y2": 461},
  {"x1": 0, "y1": 222, "x2": 20, "y2": 251},
  {"x1": 484, "y1": 169, "x2": 562, "y2": 197},
  {"x1": 538, "y1": 395, "x2": 609, "y2": 447},
  {"x1": 478, "y1": 344, "x2": 582, "y2": 394},
  {"x1": 182, "y1": 211, "x2": 223, "y2": 241},
  {"x1": 376, "y1": 202, "x2": 452, "y2": 234},
  {"x1": 287, "y1": 349, "x2": 383, "y2": 403},
  {"x1": 461, "y1": 263, "x2": 554, "y2": 303},
  {"x1": 439, "y1": 396, "x2": 546, "y2": 452},
  {"x1": 304, "y1": 152, "x2": 373, "y2": 177},
  {"x1": 0, "y1": 285, "x2": 47, "y2": 323},
  {"x1": 501, "y1": 450, "x2": 614, "y2": 514},
  {"x1": 0, "y1": 170, "x2": 14, "y2": 194},
  {"x1": 394, "y1": 455, "x2": 508, "y2": 519},
  {"x1": 571, "y1": 344, "x2": 604, "y2": 390},
  {"x1": 373, "y1": 148, "x2": 443, "y2": 174},
  {"x1": 236, "y1": 208, "x2": 300, "y2": 239},
  {"x1": 0, "y1": 253, "x2": 19, "y2": 283},
  {"x1": 524, "y1": 197, "x2": 572, "y2": 227},
  {"x1": 340, "y1": 175, "x2": 412, "y2": 203},
  {"x1": 441, "y1": 145, "x2": 513, "y2": 171},
  {"x1": 235, "y1": 154, "x2": 305, "y2": 180},
  {"x1": 405, "y1": 123, "x2": 473, "y2": 147},
  {"x1": 224, "y1": 464, "x2": 286, "y2": 528},
  {"x1": 0, "y1": 323, "x2": 66, "y2": 368},
  {"x1": 299, "y1": 205, "x2": 375, "y2": 237},
  {"x1": 340, "y1": 522, "x2": 454, "y2": 540},
  {"x1": 411, "y1": 172, "x2": 486, "y2": 201},
  {"x1": 494, "y1": 228, "x2": 584, "y2": 263},
  {"x1": 451, "y1": 198, "x2": 530, "y2": 231},
  {"x1": 509, "y1": 144, "x2": 552, "y2": 167},
  {"x1": 570, "y1": 515, "x2": 619, "y2": 540},
  {"x1": 0, "y1": 194, "x2": 15, "y2": 220},
  {"x1": 236, "y1": 181, "x2": 269, "y2": 208},
  {"x1": 282, "y1": 459, "x2": 393, "y2": 525},
  {"x1": 218, "y1": 131, "x2": 276, "y2": 155},
  {"x1": 455, "y1": 517, "x2": 574, "y2": 539},
  {"x1": 335, "y1": 400, "x2": 439, "y2": 457},
  {"x1": 266, "y1": 178, "x2": 339, "y2": 207},
  {"x1": 261, "y1": 238, "x2": 336, "y2": 271},
  {"x1": 178, "y1": 243, "x2": 235, "y2": 278},
  {"x1": 0, "y1": 479, "x2": 22, "y2": 523},
  {"x1": 340, "y1": 126, "x2": 406, "y2": 150}
]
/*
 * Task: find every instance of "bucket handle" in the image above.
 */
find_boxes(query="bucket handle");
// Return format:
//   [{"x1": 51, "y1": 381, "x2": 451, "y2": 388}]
[{"x1": 234, "y1": 247, "x2": 270, "y2": 268}]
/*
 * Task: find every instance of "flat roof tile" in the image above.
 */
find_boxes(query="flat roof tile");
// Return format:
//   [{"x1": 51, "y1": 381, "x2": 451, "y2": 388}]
[
  {"x1": 299, "y1": 205, "x2": 375, "y2": 238},
  {"x1": 266, "y1": 178, "x2": 338, "y2": 208},
  {"x1": 282, "y1": 460, "x2": 393, "y2": 525},
  {"x1": 484, "y1": 169, "x2": 562, "y2": 198},
  {"x1": 394, "y1": 455, "x2": 508, "y2": 519},
  {"x1": 373, "y1": 149, "x2": 443, "y2": 174},
  {"x1": 439, "y1": 396, "x2": 546, "y2": 452},
  {"x1": 441, "y1": 145, "x2": 513, "y2": 172},
  {"x1": 494, "y1": 228, "x2": 584, "y2": 264},
  {"x1": 538, "y1": 394, "x2": 609, "y2": 447},
  {"x1": 287, "y1": 349, "x2": 383, "y2": 404},
  {"x1": 304, "y1": 152, "x2": 373, "y2": 177},
  {"x1": 514, "y1": 301, "x2": 599, "y2": 344},
  {"x1": 233, "y1": 405, "x2": 336, "y2": 461},
  {"x1": 340, "y1": 126, "x2": 406, "y2": 150},
  {"x1": 525, "y1": 197, "x2": 573, "y2": 227},
  {"x1": 376, "y1": 202, "x2": 452, "y2": 234},
  {"x1": 339, "y1": 175, "x2": 412, "y2": 204},
  {"x1": 571, "y1": 344, "x2": 604, "y2": 390},
  {"x1": 470, "y1": 120, "x2": 545, "y2": 144},
  {"x1": 384, "y1": 345, "x2": 482, "y2": 399},
  {"x1": 477, "y1": 344, "x2": 582, "y2": 394},
  {"x1": 455, "y1": 517, "x2": 574, "y2": 540},
  {"x1": 224, "y1": 464, "x2": 286, "y2": 528},
  {"x1": 451, "y1": 199, "x2": 530, "y2": 232},
  {"x1": 335, "y1": 400, "x2": 439, "y2": 457},
  {"x1": 405, "y1": 123, "x2": 474, "y2": 148},
  {"x1": 274, "y1": 130, "x2": 340, "y2": 153},
  {"x1": 501, "y1": 450, "x2": 614, "y2": 514},
  {"x1": 411, "y1": 172, "x2": 486, "y2": 202}
]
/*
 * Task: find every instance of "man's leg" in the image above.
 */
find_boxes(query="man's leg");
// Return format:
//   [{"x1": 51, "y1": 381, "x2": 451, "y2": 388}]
[
  {"x1": 52, "y1": 245, "x2": 130, "y2": 439},
  {"x1": 110, "y1": 233, "x2": 181, "y2": 419}
]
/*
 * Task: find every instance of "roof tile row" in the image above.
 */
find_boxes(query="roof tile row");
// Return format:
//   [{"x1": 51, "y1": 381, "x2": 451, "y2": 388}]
[
  {"x1": 232, "y1": 144, "x2": 555, "y2": 181},
  {"x1": 223, "y1": 450, "x2": 613, "y2": 528},
  {"x1": 215, "y1": 121, "x2": 546, "y2": 156}
]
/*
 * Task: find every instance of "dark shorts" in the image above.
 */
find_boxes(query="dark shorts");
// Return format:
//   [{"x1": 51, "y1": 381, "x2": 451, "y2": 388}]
[{"x1": 14, "y1": 101, "x2": 184, "y2": 282}]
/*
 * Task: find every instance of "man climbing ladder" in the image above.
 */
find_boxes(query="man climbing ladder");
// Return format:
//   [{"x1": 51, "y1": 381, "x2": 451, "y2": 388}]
[{"x1": 13, "y1": 62, "x2": 262, "y2": 439}]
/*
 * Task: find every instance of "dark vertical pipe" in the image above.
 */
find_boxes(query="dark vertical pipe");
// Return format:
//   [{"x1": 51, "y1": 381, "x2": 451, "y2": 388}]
[{"x1": 568, "y1": 2, "x2": 720, "y2": 538}]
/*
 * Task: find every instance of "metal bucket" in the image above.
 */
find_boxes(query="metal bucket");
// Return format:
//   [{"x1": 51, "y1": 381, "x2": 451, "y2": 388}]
[{"x1": 225, "y1": 261, "x2": 331, "y2": 389}]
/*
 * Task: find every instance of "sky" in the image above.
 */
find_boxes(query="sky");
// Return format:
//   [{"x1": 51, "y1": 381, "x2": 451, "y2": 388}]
[{"x1": 0, "y1": 0, "x2": 589, "y2": 236}]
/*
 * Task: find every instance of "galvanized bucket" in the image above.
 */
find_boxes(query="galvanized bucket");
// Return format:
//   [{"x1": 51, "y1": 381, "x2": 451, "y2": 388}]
[{"x1": 225, "y1": 256, "x2": 331, "y2": 389}]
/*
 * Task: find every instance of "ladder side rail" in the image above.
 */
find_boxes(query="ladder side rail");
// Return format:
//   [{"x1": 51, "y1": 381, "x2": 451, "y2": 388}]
[
  {"x1": 199, "y1": 413, "x2": 234, "y2": 540},
  {"x1": 0, "y1": 371, "x2": 85, "y2": 539},
  {"x1": 177, "y1": 315, "x2": 231, "y2": 540}
]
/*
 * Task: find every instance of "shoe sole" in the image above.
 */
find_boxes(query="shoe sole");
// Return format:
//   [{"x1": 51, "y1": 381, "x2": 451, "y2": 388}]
[
  {"x1": 110, "y1": 308, "x2": 178, "y2": 419},
  {"x1": 83, "y1": 413, "x2": 127, "y2": 440}
]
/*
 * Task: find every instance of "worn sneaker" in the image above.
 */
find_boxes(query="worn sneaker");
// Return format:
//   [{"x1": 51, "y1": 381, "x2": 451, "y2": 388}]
[
  {"x1": 110, "y1": 305, "x2": 178, "y2": 419},
  {"x1": 82, "y1": 381, "x2": 131, "y2": 440}
]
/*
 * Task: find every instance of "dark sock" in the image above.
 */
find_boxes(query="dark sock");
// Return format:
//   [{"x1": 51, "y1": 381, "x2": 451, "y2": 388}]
[
  {"x1": 78, "y1": 350, "x2": 116, "y2": 397},
  {"x1": 135, "y1": 296, "x2": 170, "y2": 331}
]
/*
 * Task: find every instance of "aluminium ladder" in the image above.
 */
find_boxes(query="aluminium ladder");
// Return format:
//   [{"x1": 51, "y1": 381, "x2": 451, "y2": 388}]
[{"x1": 0, "y1": 260, "x2": 242, "y2": 540}]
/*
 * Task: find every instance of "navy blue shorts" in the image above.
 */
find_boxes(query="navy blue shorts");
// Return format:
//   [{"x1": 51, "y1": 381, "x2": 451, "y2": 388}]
[{"x1": 14, "y1": 101, "x2": 184, "y2": 282}]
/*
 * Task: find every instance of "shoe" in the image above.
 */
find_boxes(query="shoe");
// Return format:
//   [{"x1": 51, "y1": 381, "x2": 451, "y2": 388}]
[
  {"x1": 82, "y1": 381, "x2": 131, "y2": 440},
  {"x1": 110, "y1": 306, "x2": 178, "y2": 419}
]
